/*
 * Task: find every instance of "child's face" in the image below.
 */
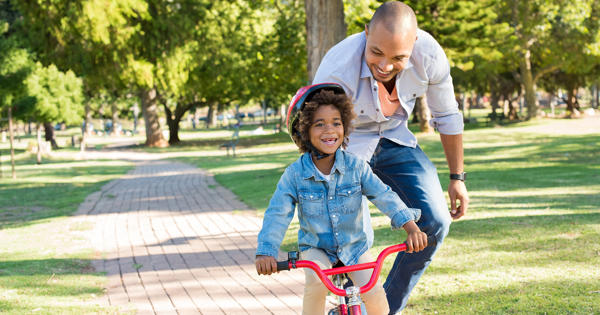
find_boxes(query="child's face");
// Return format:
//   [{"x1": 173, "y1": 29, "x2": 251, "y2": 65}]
[{"x1": 309, "y1": 104, "x2": 344, "y2": 155}]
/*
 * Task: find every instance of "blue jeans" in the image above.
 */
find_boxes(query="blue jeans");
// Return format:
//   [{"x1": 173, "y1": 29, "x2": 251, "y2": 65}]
[{"x1": 368, "y1": 138, "x2": 451, "y2": 314}]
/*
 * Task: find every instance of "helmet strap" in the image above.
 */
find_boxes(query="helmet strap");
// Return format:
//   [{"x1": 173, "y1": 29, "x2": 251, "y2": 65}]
[{"x1": 306, "y1": 141, "x2": 331, "y2": 160}]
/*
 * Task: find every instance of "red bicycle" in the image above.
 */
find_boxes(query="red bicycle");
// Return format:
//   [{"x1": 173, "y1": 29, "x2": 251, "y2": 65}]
[{"x1": 276, "y1": 236, "x2": 436, "y2": 315}]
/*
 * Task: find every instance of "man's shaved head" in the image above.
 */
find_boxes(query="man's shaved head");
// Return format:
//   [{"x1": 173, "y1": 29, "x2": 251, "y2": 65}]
[
  {"x1": 364, "y1": 2, "x2": 418, "y2": 83},
  {"x1": 368, "y1": 1, "x2": 417, "y2": 35}
]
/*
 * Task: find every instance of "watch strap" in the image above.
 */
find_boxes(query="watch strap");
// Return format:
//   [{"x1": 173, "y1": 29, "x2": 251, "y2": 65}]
[{"x1": 450, "y1": 172, "x2": 466, "y2": 181}]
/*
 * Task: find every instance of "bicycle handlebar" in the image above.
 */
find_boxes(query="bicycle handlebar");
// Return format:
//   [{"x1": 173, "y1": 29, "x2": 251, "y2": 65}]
[{"x1": 276, "y1": 235, "x2": 437, "y2": 296}]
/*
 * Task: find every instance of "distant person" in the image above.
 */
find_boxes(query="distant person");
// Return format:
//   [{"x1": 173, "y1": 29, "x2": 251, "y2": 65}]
[
  {"x1": 312, "y1": 1, "x2": 470, "y2": 313},
  {"x1": 255, "y1": 83, "x2": 427, "y2": 315}
]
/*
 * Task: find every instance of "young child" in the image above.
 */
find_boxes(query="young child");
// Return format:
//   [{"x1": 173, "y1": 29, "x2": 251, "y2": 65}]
[{"x1": 255, "y1": 83, "x2": 427, "y2": 315}]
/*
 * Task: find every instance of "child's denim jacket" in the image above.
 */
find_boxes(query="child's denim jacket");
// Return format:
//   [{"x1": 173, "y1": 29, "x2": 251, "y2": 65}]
[{"x1": 256, "y1": 149, "x2": 421, "y2": 266}]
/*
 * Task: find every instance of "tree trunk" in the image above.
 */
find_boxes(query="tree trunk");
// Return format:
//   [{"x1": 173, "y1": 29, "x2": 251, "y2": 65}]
[
  {"x1": 507, "y1": 92, "x2": 520, "y2": 120},
  {"x1": 566, "y1": 87, "x2": 581, "y2": 118},
  {"x1": 111, "y1": 103, "x2": 119, "y2": 136},
  {"x1": 519, "y1": 48, "x2": 537, "y2": 119},
  {"x1": 206, "y1": 103, "x2": 216, "y2": 129},
  {"x1": 305, "y1": 0, "x2": 346, "y2": 82},
  {"x1": 163, "y1": 101, "x2": 195, "y2": 145},
  {"x1": 36, "y1": 123, "x2": 43, "y2": 164},
  {"x1": 261, "y1": 99, "x2": 267, "y2": 125},
  {"x1": 141, "y1": 87, "x2": 168, "y2": 147},
  {"x1": 8, "y1": 106, "x2": 16, "y2": 179},
  {"x1": 280, "y1": 103, "x2": 286, "y2": 132},
  {"x1": 84, "y1": 102, "x2": 92, "y2": 136},
  {"x1": 490, "y1": 88, "x2": 500, "y2": 116},
  {"x1": 43, "y1": 122, "x2": 59, "y2": 149},
  {"x1": 164, "y1": 105, "x2": 180, "y2": 145},
  {"x1": 415, "y1": 96, "x2": 432, "y2": 133},
  {"x1": 593, "y1": 84, "x2": 599, "y2": 109}
]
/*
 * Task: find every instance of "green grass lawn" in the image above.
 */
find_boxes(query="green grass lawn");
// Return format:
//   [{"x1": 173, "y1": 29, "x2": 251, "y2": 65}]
[
  {"x1": 0, "y1": 151, "x2": 133, "y2": 314},
  {"x1": 177, "y1": 115, "x2": 600, "y2": 314}
]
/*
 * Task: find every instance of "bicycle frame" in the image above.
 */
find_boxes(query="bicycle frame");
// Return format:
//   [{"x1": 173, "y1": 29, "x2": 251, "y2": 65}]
[{"x1": 276, "y1": 238, "x2": 435, "y2": 315}]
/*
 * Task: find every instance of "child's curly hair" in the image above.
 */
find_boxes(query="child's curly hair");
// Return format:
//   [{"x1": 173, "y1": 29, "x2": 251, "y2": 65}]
[{"x1": 292, "y1": 90, "x2": 356, "y2": 153}]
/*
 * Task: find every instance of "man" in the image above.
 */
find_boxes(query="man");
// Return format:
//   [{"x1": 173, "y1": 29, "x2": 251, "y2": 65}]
[{"x1": 312, "y1": 1, "x2": 469, "y2": 313}]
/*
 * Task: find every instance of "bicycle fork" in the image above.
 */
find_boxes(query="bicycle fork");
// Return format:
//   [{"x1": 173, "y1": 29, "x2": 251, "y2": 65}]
[
  {"x1": 331, "y1": 274, "x2": 362, "y2": 315},
  {"x1": 345, "y1": 286, "x2": 362, "y2": 315}
]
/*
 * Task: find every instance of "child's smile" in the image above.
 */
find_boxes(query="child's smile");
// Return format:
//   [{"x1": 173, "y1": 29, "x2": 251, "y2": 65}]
[{"x1": 309, "y1": 104, "x2": 344, "y2": 156}]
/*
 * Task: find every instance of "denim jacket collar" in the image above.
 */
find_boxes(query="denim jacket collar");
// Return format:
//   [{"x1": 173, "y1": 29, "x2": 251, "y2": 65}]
[{"x1": 301, "y1": 149, "x2": 346, "y2": 180}]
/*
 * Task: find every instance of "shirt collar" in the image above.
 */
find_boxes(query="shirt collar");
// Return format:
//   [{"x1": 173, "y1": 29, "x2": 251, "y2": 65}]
[{"x1": 301, "y1": 149, "x2": 346, "y2": 180}]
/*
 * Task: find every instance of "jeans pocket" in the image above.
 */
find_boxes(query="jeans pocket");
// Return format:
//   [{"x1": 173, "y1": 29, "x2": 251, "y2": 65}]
[
  {"x1": 299, "y1": 190, "x2": 324, "y2": 217},
  {"x1": 337, "y1": 184, "x2": 362, "y2": 214}
]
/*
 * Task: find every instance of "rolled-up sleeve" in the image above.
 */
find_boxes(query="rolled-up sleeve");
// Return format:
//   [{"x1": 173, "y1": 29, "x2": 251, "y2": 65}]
[{"x1": 426, "y1": 44, "x2": 464, "y2": 135}]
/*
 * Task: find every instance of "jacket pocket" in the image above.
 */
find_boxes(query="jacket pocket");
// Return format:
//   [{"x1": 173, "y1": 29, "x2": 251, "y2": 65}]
[
  {"x1": 337, "y1": 184, "x2": 362, "y2": 214},
  {"x1": 298, "y1": 190, "x2": 324, "y2": 217}
]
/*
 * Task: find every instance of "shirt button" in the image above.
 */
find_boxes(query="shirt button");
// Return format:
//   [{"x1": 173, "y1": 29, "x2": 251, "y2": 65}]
[
  {"x1": 329, "y1": 197, "x2": 333, "y2": 200},
  {"x1": 332, "y1": 215, "x2": 336, "y2": 218},
  {"x1": 360, "y1": 110, "x2": 364, "y2": 114}
]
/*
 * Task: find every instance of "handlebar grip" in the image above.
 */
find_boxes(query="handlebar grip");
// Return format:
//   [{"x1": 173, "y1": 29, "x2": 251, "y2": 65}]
[
  {"x1": 427, "y1": 235, "x2": 437, "y2": 247},
  {"x1": 276, "y1": 261, "x2": 290, "y2": 271}
]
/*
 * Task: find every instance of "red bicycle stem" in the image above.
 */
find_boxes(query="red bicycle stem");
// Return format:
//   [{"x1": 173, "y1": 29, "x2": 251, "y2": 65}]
[{"x1": 285, "y1": 243, "x2": 408, "y2": 296}]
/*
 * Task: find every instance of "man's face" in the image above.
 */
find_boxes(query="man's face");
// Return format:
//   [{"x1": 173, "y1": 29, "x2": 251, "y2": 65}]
[{"x1": 364, "y1": 23, "x2": 416, "y2": 83}]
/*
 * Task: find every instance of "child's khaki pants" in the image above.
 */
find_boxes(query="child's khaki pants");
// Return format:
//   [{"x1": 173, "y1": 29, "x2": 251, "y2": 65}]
[{"x1": 300, "y1": 248, "x2": 390, "y2": 315}]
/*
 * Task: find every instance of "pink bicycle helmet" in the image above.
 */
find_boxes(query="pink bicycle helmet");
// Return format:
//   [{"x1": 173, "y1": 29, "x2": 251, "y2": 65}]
[{"x1": 286, "y1": 83, "x2": 346, "y2": 144}]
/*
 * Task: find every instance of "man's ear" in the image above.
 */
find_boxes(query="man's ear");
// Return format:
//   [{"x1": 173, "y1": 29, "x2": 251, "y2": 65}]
[{"x1": 365, "y1": 23, "x2": 369, "y2": 36}]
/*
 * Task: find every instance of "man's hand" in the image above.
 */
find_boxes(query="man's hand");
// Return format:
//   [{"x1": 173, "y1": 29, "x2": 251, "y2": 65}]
[
  {"x1": 255, "y1": 255, "x2": 278, "y2": 275},
  {"x1": 448, "y1": 180, "x2": 469, "y2": 219}
]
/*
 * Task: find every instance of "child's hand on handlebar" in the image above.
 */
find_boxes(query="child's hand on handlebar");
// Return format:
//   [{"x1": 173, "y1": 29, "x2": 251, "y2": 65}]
[
  {"x1": 255, "y1": 255, "x2": 278, "y2": 275},
  {"x1": 402, "y1": 220, "x2": 428, "y2": 253}
]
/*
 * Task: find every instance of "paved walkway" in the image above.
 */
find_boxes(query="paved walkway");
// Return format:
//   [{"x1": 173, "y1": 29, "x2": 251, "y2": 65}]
[{"x1": 77, "y1": 157, "x2": 309, "y2": 314}]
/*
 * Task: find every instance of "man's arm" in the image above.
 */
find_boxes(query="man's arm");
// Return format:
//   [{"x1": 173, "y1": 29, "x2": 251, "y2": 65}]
[{"x1": 440, "y1": 133, "x2": 469, "y2": 219}]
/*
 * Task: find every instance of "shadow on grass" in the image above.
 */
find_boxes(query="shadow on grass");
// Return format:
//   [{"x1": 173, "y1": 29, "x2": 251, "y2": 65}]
[
  {"x1": 372, "y1": 211, "x2": 600, "y2": 275},
  {"x1": 0, "y1": 163, "x2": 132, "y2": 230},
  {"x1": 409, "y1": 278, "x2": 599, "y2": 314},
  {"x1": 0, "y1": 258, "x2": 103, "y2": 297}
]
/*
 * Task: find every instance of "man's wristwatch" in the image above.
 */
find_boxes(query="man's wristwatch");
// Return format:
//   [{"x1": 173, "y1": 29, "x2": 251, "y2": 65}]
[{"x1": 450, "y1": 172, "x2": 467, "y2": 181}]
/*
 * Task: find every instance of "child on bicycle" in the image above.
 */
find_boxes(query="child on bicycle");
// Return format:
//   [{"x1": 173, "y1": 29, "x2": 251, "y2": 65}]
[{"x1": 255, "y1": 83, "x2": 427, "y2": 315}]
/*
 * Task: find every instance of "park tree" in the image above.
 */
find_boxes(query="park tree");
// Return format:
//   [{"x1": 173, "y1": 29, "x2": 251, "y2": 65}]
[
  {"x1": 305, "y1": 0, "x2": 346, "y2": 82},
  {"x1": 492, "y1": 0, "x2": 600, "y2": 119},
  {"x1": 115, "y1": 0, "x2": 210, "y2": 147},
  {"x1": 0, "y1": 8, "x2": 32, "y2": 177},
  {"x1": 15, "y1": 64, "x2": 84, "y2": 163},
  {"x1": 250, "y1": 0, "x2": 307, "y2": 127},
  {"x1": 13, "y1": 0, "x2": 151, "y2": 149},
  {"x1": 537, "y1": 1, "x2": 600, "y2": 117}
]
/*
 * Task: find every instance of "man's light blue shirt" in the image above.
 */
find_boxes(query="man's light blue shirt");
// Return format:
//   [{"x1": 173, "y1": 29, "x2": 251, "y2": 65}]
[
  {"x1": 255, "y1": 150, "x2": 421, "y2": 266},
  {"x1": 313, "y1": 29, "x2": 464, "y2": 161}
]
